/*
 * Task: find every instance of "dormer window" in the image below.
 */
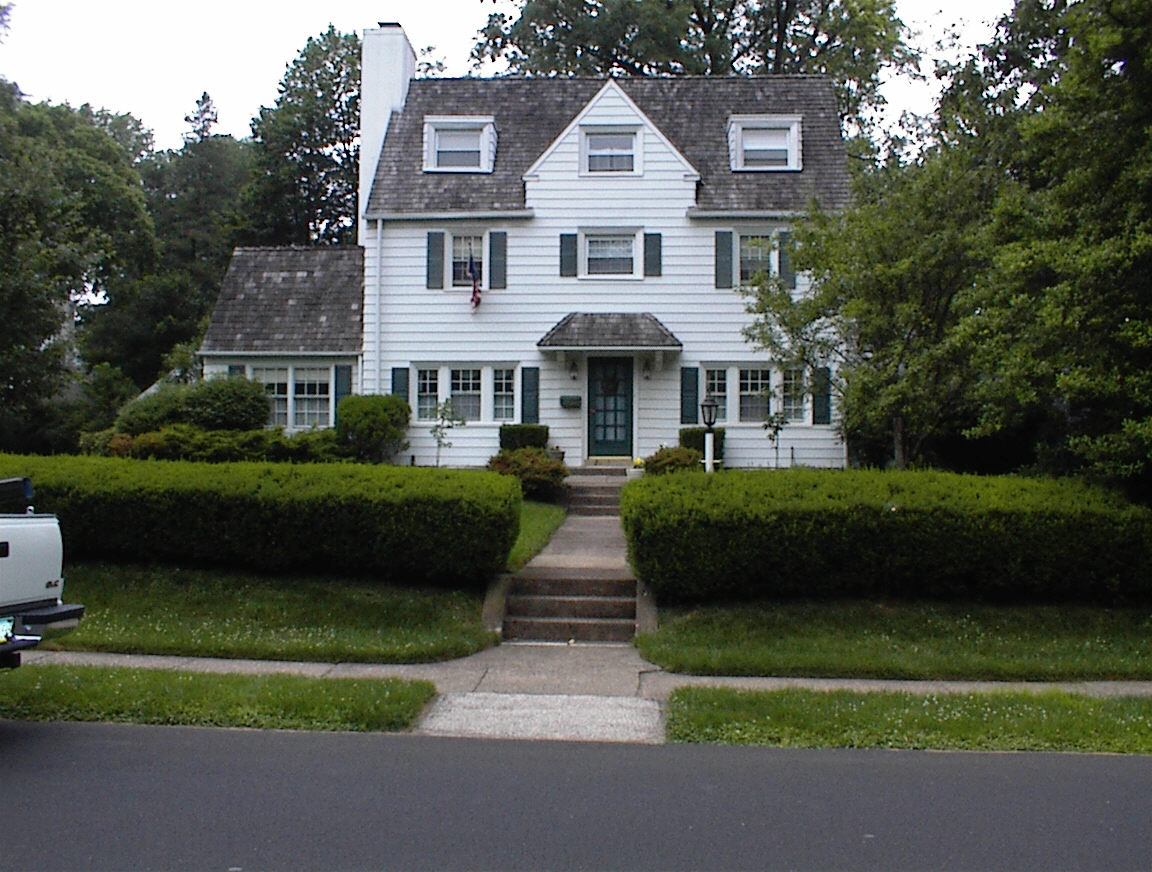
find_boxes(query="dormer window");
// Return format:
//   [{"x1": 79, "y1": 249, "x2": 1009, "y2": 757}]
[
  {"x1": 581, "y1": 127, "x2": 641, "y2": 175},
  {"x1": 423, "y1": 116, "x2": 497, "y2": 173},
  {"x1": 729, "y1": 115, "x2": 802, "y2": 172}
]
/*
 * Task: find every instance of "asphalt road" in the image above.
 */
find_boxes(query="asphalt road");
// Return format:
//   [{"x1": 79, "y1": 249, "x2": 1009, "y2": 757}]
[{"x1": 2, "y1": 719, "x2": 1150, "y2": 871}]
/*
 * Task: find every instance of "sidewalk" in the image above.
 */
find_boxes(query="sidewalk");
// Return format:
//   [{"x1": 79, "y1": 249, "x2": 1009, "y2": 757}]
[{"x1": 23, "y1": 514, "x2": 1152, "y2": 744}]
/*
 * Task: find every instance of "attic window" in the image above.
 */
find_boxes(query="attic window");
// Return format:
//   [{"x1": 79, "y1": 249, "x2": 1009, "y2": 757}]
[
  {"x1": 581, "y1": 127, "x2": 641, "y2": 175},
  {"x1": 729, "y1": 115, "x2": 802, "y2": 172},
  {"x1": 423, "y1": 116, "x2": 497, "y2": 173}
]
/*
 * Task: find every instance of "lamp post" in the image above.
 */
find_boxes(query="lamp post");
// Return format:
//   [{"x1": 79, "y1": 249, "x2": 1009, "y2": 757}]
[{"x1": 700, "y1": 392, "x2": 718, "y2": 473}]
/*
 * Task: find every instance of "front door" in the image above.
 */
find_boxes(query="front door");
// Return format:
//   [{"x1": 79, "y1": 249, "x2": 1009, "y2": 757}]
[{"x1": 588, "y1": 357, "x2": 633, "y2": 456}]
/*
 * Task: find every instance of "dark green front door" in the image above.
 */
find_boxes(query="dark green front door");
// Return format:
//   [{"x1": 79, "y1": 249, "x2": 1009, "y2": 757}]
[{"x1": 588, "y1": 357, "x2": 633, "y2": 456}]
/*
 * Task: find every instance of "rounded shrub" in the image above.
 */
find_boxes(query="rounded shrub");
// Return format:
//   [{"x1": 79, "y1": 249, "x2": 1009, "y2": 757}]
[
  {"x1": 183, "y1": 377, "x2": 270, "y2": 431},
  {"x1": 336, "y1": 394, "x2": 411, "y2": 463},
  {"x1": 644, "y1": 445, "x2": 703, "y2": 475},
  {"x1": 499, "y1": 424, "x2": 550, "y2": 451},
  {"x1": 487, "y1": 447, "x2": 568, "y2": 500}
]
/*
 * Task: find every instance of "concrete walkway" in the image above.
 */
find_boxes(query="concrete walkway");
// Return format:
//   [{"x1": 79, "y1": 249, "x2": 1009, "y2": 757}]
[{"x1": 23, "y1": 513, "x2": 1152, "y2": 744}]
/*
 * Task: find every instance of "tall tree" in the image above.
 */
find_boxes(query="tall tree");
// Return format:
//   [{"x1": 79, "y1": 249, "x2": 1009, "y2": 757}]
[
  {"x1": 84, "y1": 93, "x2": 252, "y2": 388},
  {"x1": 472, "y1": 0, "x2": 917, "y2": 129},
  {"x1": 236, "y1": 26, "x2": 360, "y2": 245},
  {"x1": 0, "y1": 82, "x2": 156, "y2": 445}
]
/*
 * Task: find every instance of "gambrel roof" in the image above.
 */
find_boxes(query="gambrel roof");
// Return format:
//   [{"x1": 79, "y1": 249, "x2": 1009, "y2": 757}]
[
  {"x1": 366, "y1": 76, "x2": 850, "y2": 218},
  {"x1": 201, "y1": 247, "x2": 363, "y2": 354}
]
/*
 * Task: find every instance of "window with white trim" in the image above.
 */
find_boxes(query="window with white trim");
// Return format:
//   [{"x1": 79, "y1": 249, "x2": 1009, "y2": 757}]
[
  {"x1": 739, "y1": 368, "x2": 772, "y2": 422},
  {"x1": 451, "y1": 235, "x2": 483, "y2": 287},
  {"x1": 417, "y1": 369, "x2": 439, "y2": 420},
  {"x1": 423, "y1": 117, "x2": 497, "y2": 173},
  {"x1": 450, "y1": 368, "x2": 482, "y2": 421},
  {"x1": 739, "y1": 235, "x2": 775, "y2": 284},
  {"x1": 586, "y1": 131, "x2": 635, "y2": 172},
  {"x1": 586, "y1": 235, "x2": 635, "y2": 275},
  {"x1": 252, "y1": 367, "x2": 289, "y2": 427},
  {"x1": 705, "y1": 369, "x2": 728, "y2": 422},
  {"x1": 782, "y1": 367, "x2": 805, "y2": 421},
  {"x1": 729, "y1": 115, "x2": 802, "y2": 172},
  {"x1": 293, "y1": 367, "x2": 330, "y2": 428},
  {"x1": 493, "y1": 368, "x2": 515, "y2": 420}
]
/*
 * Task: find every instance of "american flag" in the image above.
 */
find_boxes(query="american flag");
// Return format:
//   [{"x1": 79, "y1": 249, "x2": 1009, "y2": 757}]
[{"x1": 468, "y1": 252, "x2": 481, "y2": 311}]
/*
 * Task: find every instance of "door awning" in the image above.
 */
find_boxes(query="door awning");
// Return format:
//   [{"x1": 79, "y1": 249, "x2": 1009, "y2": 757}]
[{"x1": 537, "y1": 313, "x2": 682, "y2": 351}]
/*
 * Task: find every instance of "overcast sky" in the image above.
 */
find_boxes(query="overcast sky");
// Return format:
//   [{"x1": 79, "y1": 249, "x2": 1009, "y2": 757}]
[{"x1": 1, "y1": 0, "x2": 1013, "y2": 151}]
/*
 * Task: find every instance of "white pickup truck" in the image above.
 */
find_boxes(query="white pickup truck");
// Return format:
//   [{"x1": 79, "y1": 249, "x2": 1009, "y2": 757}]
[{"x1": 0, "y1": 478, "x2": 84, "y2": 669}]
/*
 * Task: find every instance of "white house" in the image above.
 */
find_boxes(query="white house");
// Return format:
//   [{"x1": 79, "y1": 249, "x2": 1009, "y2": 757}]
[{"x1": 202, "y1": 22, "x2": 850, "y2": 468}]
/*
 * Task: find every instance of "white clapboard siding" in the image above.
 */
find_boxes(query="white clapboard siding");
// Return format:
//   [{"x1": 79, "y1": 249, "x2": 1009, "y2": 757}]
[{"x1": 364, "y1": 81, "x2": 844, "y2": 468}]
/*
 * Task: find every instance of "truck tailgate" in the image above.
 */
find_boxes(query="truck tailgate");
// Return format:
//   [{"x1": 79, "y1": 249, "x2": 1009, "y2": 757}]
[{"x1": 0, "y1": 514, "x2": 64, "y2": 609}]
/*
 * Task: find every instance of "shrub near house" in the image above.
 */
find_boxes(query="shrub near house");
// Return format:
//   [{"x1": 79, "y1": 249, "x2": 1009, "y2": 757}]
[
  {"x1": 0, "y1": 454, "x2": 520, "y2": 587},
  {"x1": 621, "y1": 469, "x2": 1152, "y2": 603}
]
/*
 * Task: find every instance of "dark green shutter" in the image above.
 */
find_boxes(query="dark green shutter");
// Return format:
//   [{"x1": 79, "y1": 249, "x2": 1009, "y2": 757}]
[
  {"x1": 644, "y1": 233, "x2": 662, "y2": 277},
  {"x1": 489, "y1": 231, "x2": 507, "y2": 289},
  {"x1": 227, "y1": 365, "x2": 245, "y2": 379},
  {"x1": 333, "y1": 365, "x2": 352, "y2": 424},
  {"x1": 426, "y1": 231, "x2": 444, "y2": 289},
  {"x1": 715, "y1": 231, "x2": 733, "y2": 289},
  {"x1": 521, "y1": 366, "x2": 540, "y2": 423},
  {"x1": 779, "y1": 230, "x2": 795, "y2": 289},
  {"x1": 560, "y1": 234, "x2": 577, "y2": 277},
  {"x1": 812, "y1": 366, "x2": 832, "y2": 425},
  {"x1": 680, "y1": 367, "x2": 699, "y2": 425},
  {"x1": 391, "y1": 367, "x2": 410, "y2": 403}
]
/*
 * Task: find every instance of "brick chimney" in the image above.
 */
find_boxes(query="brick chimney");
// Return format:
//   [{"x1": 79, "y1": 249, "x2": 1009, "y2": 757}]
[{"x1": 358, "y1": 23, "x2": 416, "y2": 243}]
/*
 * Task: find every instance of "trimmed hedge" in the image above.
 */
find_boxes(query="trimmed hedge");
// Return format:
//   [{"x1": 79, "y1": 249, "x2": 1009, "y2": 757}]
[
  {"x1": 0, "y1": 454, "x2": 520, "y2": 587},
  {"x1": 620, "y1": 469, "x2": 1152, "y2": 604},
  {"x1": 679, "y1": 427, "x2": 725, "y2": 461},
  {"x1": 499, "y1": 424, "x2": 549, "y2": 451}
]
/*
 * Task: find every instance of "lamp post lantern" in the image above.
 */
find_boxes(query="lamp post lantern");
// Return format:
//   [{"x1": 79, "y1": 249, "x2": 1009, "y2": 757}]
[{"x1": 700, "y1": 393, "x2": 718, "y2": 473}]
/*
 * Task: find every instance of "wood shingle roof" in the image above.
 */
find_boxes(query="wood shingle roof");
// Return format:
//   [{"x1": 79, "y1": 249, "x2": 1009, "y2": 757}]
[
  {"x1": 366, "y1": 76, "x2": 849, "y2": 217},
  {"x1": 200, "y1": 247, "x2": 363, "y2": 354}
]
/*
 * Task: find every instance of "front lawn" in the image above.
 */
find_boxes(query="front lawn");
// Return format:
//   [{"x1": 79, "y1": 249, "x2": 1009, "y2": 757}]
[
  {"x1": 1, "y1": 665, "x2": 434, "y2": 732},
  {"x1": 51, "y1": 501, "x2": 566, "y2": 663},
  {"x1": 667, "y1": 687, "x2": 1152, "y2": 753},
  {"x1": 637, "y1": 600, "x2": 1152, "y2": 681}
]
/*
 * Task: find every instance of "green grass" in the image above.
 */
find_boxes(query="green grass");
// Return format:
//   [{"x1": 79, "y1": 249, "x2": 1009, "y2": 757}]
[
  {"x1": 667, "y1": 687, "x2": 1152, "y2": 753},
  {"x1": 55, "y1": 563, "x2": 496, "y2": 663},
  {"x1": 636, "y1": 600, "x2": 1152, "y2": 680},
  {"x1": 0, "y1": 665, "x2": 435, "y2": 732},
  {"x1": 507, "y1": 500, "x2": 567, "y2": 571},
  {"x1": 49, "y1": 501, "x2": 567, "y2": 664}
]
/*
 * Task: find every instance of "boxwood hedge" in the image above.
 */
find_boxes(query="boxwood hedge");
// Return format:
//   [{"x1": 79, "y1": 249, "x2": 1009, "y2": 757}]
[
  {"x1": 0, "y1": 454, "x2": 520, "y2": 587},
  {"x1": 620, "y1": 469, "x2": 1152, "y2": 604}
]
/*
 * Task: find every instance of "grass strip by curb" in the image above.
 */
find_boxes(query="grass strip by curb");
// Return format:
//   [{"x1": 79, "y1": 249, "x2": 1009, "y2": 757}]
[
  {"x1": 0, "y1": 665, "x2": 436, "y2": 732},
  {"x1": 667, "y1": 687, "x2": 1152, "y2": 753},
  {"x1": 637, "y1": 600, "x2": 1152, "y2": 681}
]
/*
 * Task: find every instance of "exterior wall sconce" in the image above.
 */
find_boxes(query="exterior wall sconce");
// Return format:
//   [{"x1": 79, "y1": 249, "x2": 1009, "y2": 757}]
[
  {"x1": 569, "y1": 360, "x2": 579, "y2": 380},
  {"x1": 642, "y1": 359, "x2": 651, "y2": 380}
]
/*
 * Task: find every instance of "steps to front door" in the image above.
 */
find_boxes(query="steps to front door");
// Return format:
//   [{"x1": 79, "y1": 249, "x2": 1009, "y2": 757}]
[{"x1": 502, "y1": 568, "x2": 638, "y2": 643}]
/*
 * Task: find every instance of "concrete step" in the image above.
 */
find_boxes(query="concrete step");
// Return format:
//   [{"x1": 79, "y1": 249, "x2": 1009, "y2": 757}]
[
  {"x1": 567, "y1": 465, "x2": 628, "y2": 477},
  {"x1": 568, "y1": 504, "x2": 621, "y2": 517},
  {"x1": 511, "y1": 575, "x2": 635, "y2": 598},
  {"x1": 506, "y1": 594, "x2": 636, "y2": 620},
  {"x1": 503, "y1": 616, "x2": 637, "y2": 643}
]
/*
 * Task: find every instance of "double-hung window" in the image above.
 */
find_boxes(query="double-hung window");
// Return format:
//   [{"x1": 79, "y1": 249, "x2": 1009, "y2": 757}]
[
  {"x1": 493, "y1": 368, "x2": 515, "y2": 420},
  {"x1": 253, "y1": 367, "x2": 289, "y2": 427},
  {"x1": 739, "y1": 368, "x2": 772, "y2": 422},
  {"x1": 782, "y1": 368, "x2": 805, "y2": 421},
  {"x1": 705, "y1": 369, "x2": 728, "y2": 423},
  {"x1": 293, "y1": 367, "x2": 330, "y2": 428},
  {"x1": 586, "y1": 132, "x2": 635, "y2": 172},
  {"x1": 423, "y1": 117, "x2": 497, "y2": 173},
  {"x1": 450, "y1": 368, "x2": 482, "y2": 421},
  {"x1": 728, "y1": 116, "x2": 802, "y2": 172},
  {"x1": 452, "y1": 235, "x2": 483, "y2": 287},
  {"x1": 739, "y1": 236, "x2": 774, "y2": 285},
  {"x1": 417, "y1": 369, "x2": 439, "y2": 420},
  {"x1": 586, "y1": 235, "x2": 634, "y2": 275}
]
